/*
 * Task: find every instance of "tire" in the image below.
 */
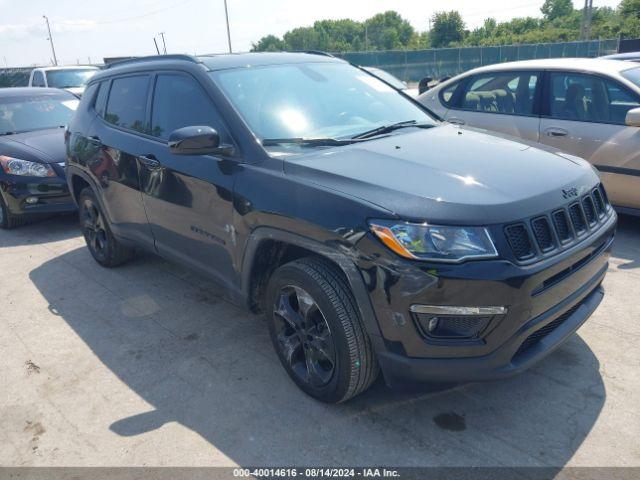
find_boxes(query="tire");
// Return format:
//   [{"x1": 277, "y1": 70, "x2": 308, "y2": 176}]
[
  {"x1": 78, "y1": 187, "x2": 134, "y2": 267},
  {"x1": 266, "y1": 256, "x2": 379, "y2": 403},
  {"x1": 0, "y1": 194, "x2": 25, "y2": 229}
]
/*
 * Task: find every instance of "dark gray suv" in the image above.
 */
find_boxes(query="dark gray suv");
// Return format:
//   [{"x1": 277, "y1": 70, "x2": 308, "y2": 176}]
[{"x1": 66, "y1": 53, "x2": 616, "y2": 402}]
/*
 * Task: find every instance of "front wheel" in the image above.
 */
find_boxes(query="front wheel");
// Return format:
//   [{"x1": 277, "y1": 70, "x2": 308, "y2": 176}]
[
  {"x1": 0, "y1": 194, "x2": 25, "y2": 229},
  {"x1": 266, "y1": 257, "x2": 379, "y2": 403},
  {"x1": 78, "y1": 187, "x2": 134, "y2": 267}
]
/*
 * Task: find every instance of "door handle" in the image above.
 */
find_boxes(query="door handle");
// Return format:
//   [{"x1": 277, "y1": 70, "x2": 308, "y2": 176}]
[
  {"x1": 87, "y1": 135, "x2": 102, "y2": 146},
  {"x1": 138, "y1": 154, "x2": 161, "y2": 169},
  {"x1": 448, "y1": 117, "x2": 466, "y2": 125},
  {"x1": 545, "y1": 127, "x2": 568, "y2": 137}
]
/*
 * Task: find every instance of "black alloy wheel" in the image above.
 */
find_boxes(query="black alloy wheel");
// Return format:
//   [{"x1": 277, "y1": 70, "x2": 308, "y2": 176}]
[{"x1": 273, "y1": 285, "x2": 336, "y2": 387}]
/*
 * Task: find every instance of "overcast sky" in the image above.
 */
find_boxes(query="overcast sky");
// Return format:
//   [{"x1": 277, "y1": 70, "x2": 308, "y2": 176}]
[{"x1": 0, "y1": 0, "x2": 622, "y2": 67}]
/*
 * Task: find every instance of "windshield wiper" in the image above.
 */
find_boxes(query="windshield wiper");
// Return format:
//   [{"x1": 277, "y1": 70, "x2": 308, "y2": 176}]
[
  {"x1": 262, "y1": 137, "x2": 362, "y2": 147},
  {"x1": 351, "y1": 120, "x2": 433, "y2": 140}
]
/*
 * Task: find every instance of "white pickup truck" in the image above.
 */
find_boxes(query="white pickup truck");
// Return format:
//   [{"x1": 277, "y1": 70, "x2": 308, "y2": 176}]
[{"x1": 29, "y1": 66, "x2": 99, "y2": 97}]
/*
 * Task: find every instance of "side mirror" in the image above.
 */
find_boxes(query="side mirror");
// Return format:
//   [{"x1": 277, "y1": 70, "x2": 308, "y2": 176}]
[
  {"x1": 625, "y1": 107, "x2": 640, "y2": 127},
  {"x1": 168, "y1": 126, "x2": 233, "y2": 156}
]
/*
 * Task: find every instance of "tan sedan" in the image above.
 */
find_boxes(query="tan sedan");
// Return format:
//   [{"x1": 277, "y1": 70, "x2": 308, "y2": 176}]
[{"x1": 419, "y1": 58, "x2": 640, "y2": 215}]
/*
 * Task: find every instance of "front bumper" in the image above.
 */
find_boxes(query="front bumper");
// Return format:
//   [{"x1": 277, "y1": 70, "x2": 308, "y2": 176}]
[
  {"x1": 356, "y1": 211, "x2": 615, "y2": 387},
  {"x1": 0, "y1": 168, "x2": 76, "y2": 216}
]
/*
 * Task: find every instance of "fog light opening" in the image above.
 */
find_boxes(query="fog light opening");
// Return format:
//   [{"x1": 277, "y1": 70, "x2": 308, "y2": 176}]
[
  {"x1": 25, "y1": 196, "x2": 39, "y2": 205},
  {"x1": 411, "y1": 305, "x2": 507, "y2": 340}
]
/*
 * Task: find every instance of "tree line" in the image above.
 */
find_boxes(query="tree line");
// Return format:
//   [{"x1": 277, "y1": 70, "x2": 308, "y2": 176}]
[{"x1": 251, "y1": 0, "x2": 640, "y2": 52}]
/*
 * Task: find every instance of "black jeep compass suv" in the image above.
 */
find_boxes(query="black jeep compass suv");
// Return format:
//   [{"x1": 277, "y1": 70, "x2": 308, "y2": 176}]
[{"x1": 66, "y1": 53, "x2": 616, "y2": 403}]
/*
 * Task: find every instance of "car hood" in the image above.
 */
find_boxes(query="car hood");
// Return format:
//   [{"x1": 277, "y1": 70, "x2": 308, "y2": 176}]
[
  {"x1": 1, "y1": 128, "x2": 66, "y2": 164},
  {"x1": 282, "y1": 124, "x2": 600, "y2": 225}
]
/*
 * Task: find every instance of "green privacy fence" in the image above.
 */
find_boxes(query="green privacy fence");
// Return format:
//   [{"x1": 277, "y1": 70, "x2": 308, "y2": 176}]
[{"x1": 336, "y1": 39, "x2": 620, "y2": 83}]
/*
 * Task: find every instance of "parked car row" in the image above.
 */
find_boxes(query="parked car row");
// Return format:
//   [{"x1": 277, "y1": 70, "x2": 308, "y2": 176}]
[{"x1": 1, "y1": 53, "x2": 632, "y2": 402}]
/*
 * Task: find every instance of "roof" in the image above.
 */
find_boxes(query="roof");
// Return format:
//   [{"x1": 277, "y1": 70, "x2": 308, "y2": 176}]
[
  {"x1": 33, "y1": 65, "x2": 99, "y2": 71},
  {"x1": 466, "y1": 57, "x2": 638, "y2": 76},
  {"x1": 200, "y1": 52, "x2": 342, "y2": 71},
  {"x1": 602, "y1": 52, "x2": 640, "y2": 61},
  {"x1": 0, "y1": 87, "x2": 77, "y2": 98},
  {"x1": 98, "y1": 52, "x2": 343, "y2": 76}
]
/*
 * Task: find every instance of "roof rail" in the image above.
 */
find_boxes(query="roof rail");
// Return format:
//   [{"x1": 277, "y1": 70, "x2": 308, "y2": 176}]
[
  {"x1": 104, "y1": 54, "x2": 201, "y2": 69},
  {"x1": 298, "y1": 50, "x2": 336, "y2": 58}
]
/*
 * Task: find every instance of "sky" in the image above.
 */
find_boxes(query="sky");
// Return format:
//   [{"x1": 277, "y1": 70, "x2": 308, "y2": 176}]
[{"x1": 0, "y1": 0, "x2": 622, "y2": 67}]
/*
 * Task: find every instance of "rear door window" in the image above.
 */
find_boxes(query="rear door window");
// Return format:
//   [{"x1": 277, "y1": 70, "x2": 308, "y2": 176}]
[
  {"x1": 105, "y1": 75, "x2": 149, "y2": 133},
  {"x1": 459, "y1": 71, "x2": 539, "y2": 115},
  {"x1": 549, "y1": 72, "x2": 640, "y2": 125}
]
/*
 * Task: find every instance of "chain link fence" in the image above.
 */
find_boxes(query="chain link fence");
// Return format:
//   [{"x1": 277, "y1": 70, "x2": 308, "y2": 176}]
[{"x1": 337, "y1": 39, "x2": 620, "y2": 83}]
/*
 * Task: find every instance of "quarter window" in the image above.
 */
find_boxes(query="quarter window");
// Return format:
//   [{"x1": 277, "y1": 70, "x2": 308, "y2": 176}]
[
  {"x1": 32, "y1": 71, "x2": 46, "y2": 87},
  {"x1": 105, "y1": 75, "x2": 149, "y2": 133},
  {"x1": 440, "y1": 82, "x2": 459, "y2": 107},
  {"x1": 459, "y1": 72, "x2": 538, "y2": 115},
  {"x1": 150, "y1": 74, "x2": 225, "y2": 141},
  {"x1": 549, "y1": 72, "x2": 640, "y2": 125},
  {"x1": 94, "y1": 81, "x2": 109, "y2": 117}
]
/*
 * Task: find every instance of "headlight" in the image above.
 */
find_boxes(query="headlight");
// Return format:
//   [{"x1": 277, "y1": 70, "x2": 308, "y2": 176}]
[
  {"x1": 369, "y1": 220, "x2": 498, "y2": 262},
  {"x1": 0, "y1": 156, "x2": 56, "y2": 177}
]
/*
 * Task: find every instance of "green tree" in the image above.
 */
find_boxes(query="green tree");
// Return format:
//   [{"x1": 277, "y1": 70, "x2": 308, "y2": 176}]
[
  {"x1": 250, "y1": 34, "x2": 284, "y2": 52},
  {"x1": 541, "y1": 0, "x2": 574, "y2": 21},
  {"x1": 364, "y1": 11, "x2": 414, "y2": 50},
  {"x1": 430, "y1": 11, "x2": 465, "y2": 48},
  {"x1": 619, "y1": 0, "x2": 640, "y2": 17}
]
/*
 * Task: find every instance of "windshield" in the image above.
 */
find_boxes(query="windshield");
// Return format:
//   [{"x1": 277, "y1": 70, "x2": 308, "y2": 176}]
[
  {"x1": 211, "y1": 62, "x2": 435, "y2": 143},
  {"x1": 0, "y1": 93, "x2": 79, "y2": 135},
  {"x1": 46, "y1": 69, "x2": 97, "y2": 88},
  {"x1": 365, "y1": 68, "x2": 407, "y2": 90},
  {"x1": 621, "y1": 66, "x2": 640, "y2": 88}
]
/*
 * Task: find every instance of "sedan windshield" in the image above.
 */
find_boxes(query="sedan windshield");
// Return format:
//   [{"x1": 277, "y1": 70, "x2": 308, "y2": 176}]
[
  {"x1": 211, "y1": 62, "x2": 435, "y2": 144},
  {"x1": 0, "y1": 93, "x2": 79, "y2": 135},
  {"x1": 46, "y1": 69, "x2": 97, "y2": 88}
]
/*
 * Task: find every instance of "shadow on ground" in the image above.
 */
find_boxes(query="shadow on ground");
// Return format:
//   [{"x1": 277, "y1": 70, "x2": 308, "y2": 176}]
[
  {"x1": 0, "y1": 214, "x2": 79, "y2": 248},
  {"x1": 24, "y1": 219, "x2": 622, "y2": 466},
  {"x1": 611, "y1": 214, "x2": 640, "y2": 270}
]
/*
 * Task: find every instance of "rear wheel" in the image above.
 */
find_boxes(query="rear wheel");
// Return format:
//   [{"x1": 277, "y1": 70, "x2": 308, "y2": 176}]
[
  {"x1": 266, "y1": 257, "x2": 379, "y2": 403},
  {"x1": 79, "y1": 187, "x2": 134, "y2": 267}
]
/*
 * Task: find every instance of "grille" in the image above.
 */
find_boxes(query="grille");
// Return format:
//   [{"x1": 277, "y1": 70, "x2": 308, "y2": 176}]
[
  {"x1": 552, "y1": 210, "x2": 572, "y2": 243},
  {"x1": 599, "y1": 184, "x2": 610, "y2": 209},
  {"x1": 568, "y1": 203, "x2": 587, "y2": 234},
  {"x1": 503, "y1": 184, "x2": 611, "y2": 263},
  {"x1": 505, "y1": 224, "x2": 535, "y2": 260},
  {"x1": 592, "y1": 189, "x2": 605, "y2": 216},
  {"x1": 531, "y1": 217, "x2": 555, "y2": 252},
  {"x1": 514, "y1": 302, "x2": 582, "y2": 358},
  {"x1": 582, "y1": 196, "x2": 597, "y2": 225}
]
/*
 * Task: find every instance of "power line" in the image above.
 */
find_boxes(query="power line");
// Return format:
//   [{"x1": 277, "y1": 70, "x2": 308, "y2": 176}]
[{"x1": 90, "y1": 0, "x2": 198, "y2": 25}]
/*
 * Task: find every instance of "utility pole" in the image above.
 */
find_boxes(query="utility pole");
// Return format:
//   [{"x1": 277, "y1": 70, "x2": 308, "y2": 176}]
[
  {"x1": 223, "y1": 0, "x2": 232, "y2": 53},
  {"x1": 158, "y1": 32, "x2": 167, "y2": 54},
  {"x1": 580, "y1": 0, "x2": 594, "y2": 41},
  {"x1": 153, "y1": 37, "x2": 161, "y2": 55},
  {"x1": 365, "y1": 24, "x2": 368, "y2": 51},
  {"x1": 42, "y1": 15, "x2": 58, "y2": 66}
]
